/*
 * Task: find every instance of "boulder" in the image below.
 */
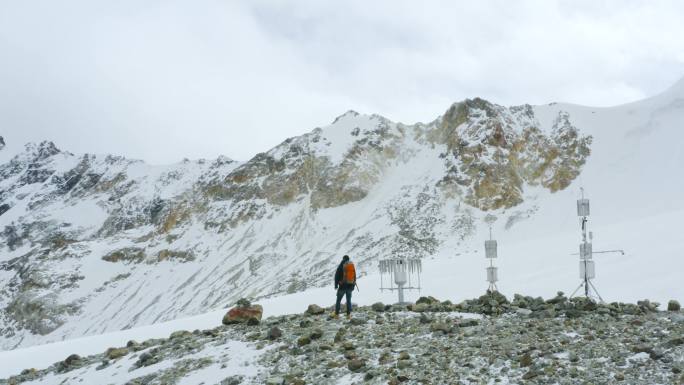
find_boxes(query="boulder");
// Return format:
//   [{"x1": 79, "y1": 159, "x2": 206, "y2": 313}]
[
  {"x1": 334, "y1": 329, "x2": 346, "y2": 342},
  {"x1": 519, "y1": 352, "x2": 533, "y2": 367},
  {"x1": 135, "y1": 349, "x2": 161, "y2": 368},
  {"x1": 57, "y1": 354, "x2": 82, "y2": 373},
  {"x1": 64, "y1": 354, "x2": 81, "y2": 366},
  {"x1": 310, "y1": 329, "x2": 323, "y2": 340},
  {"x1": 169, "y1": 330, "x2": 192, "y2": 340},
  {"x1": 485, "y1": 290, "x2": 509, "y2": 305},
  {"x1": 637, "y1": 299, "x2": 658, "y2": 312},
  {"x1": 378, "y1": 351, "x2": 393, "y2": 364},
  {"x1": 236, "y1": 298, "x2": 251, "y2": 307},
  {"x1": 668, "y1": 300, "x2": 681, "y2": 311},
  {"x1": 522, "y1": 370, "x2": 541, "y2": 380},
  {"x1": 430, "y1": 322, "x2": 452, "y2": 334},
  {"x1": 265, "y1": 376, "x2": 285, "y2": 385},
  {"x1": 305, "y1": 304, "x2": 325, "y2": 315},
  {"x1": 220, "y1": 376, "x2": 244, "y2": 385},
  {"x1": 546, "y1": 291, "x2": 567, "y2": 304},
  {"x1": 416, "y1": 296, "x2": 439, "y2": 305},
  {"x1": 371, "y1": 302, "x2": 386, "y2": 312},
  {"x1": 299, "y1": 319, "x2": 312, "y2": 328},
  {"x1": 105, "y1": 347, "x2": 128, "y2": 360},
  {"x1": 342, "y1": 341, "x2": 355, "y2": 350},
  {"x1": 347, "y1": 358, "x2": 366, "y2": 372},
  {"x1": 516, "y1": 308, "x2": 533, "y2": 316},
  {"x1": 222, "y1": 304, "x2": 263, "y2": 325},
  {"x1": 267, "y1": 327, "x2": 282, "y2": 340},
  {"x1": 456, "y1": 318, "x2": 479, "y2": 328}
]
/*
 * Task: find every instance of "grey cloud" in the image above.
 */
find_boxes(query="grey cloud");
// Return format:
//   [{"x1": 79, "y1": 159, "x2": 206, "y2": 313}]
[{"x1": 0, "y1": 0, "x2": 683, "y2": 164}]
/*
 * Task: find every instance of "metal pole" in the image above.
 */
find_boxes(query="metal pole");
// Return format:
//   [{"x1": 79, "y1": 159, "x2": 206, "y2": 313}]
[
  {"x1": 570, "y1": 249, "x2": 625, "y2": 256},
  {"x1": 584, "y1": 275, "x2": 589, "y2": 297},
  {"x1": 398, "y1": 282, "x2": 405, "y2": 304},
  {"x1": 588, "y1": 280, "x2": 605, "y2": 303},
  {"x1": 569, "y1": 282, "x2": 584, "y2": 298}
]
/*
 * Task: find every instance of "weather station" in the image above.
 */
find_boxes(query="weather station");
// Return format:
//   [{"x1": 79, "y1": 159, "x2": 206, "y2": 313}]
[
  {"x1": 379, "y1": 258, "x2": 422, "y2": 304},
  {"x1": 485, "y1": 227, "x2": 499, "y2": 292},
  {"x1": 569, "y1": 188, "x2": 624, "y2": 302}
]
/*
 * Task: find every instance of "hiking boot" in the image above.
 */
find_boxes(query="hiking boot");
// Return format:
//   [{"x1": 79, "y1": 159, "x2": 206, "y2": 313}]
[
  {"x1": 330, "y1": 313, "x2": 339, "y2": 319},
  {"x1": 346, "y1": 313, "x2": 352, "y2": 320}
]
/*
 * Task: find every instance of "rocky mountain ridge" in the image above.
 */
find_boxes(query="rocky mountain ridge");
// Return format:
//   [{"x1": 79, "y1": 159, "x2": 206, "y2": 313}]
[{"x1": 0, "y1": 98, "x2": 592, "y2": 350}]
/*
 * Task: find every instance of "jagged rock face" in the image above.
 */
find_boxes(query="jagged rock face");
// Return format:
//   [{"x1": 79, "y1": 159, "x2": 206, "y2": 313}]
[
  {"x1": 0, "y1": 136, "x2": 5, "y2": 151},
  {"x1": 0, "y1": 100, "x2": 591, "y2": 349},
  {"x1": 203, "y1": 113, "x2": 402, "y2": 220},
  {"x1": 0, "y1": 144, "x2": 236, "y2": 342},
  {"x1": 423, "y1": 99, "x2": 591, "y2": 210}
]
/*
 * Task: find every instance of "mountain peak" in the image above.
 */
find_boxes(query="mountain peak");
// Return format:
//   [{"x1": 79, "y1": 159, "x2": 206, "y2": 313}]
[
  {"x1": 24, "y1": 140, "x2": 61, "y2": 161},
  {"x1": 331, "y1": 110, "x2": 360, "y2": 124},
  {"x1": 0, "y1": 136, "x2": 5, "y2": 151}
]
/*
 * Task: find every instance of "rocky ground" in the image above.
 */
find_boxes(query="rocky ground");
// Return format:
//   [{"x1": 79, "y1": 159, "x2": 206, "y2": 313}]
[{"x1": 2, "y1": 293, "x2": 684, "y2": 385}]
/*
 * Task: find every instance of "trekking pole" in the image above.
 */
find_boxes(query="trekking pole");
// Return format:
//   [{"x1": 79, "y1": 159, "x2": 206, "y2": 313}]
[{"x1": 355, "y1": 282, "x2": 359, "y2": 292}]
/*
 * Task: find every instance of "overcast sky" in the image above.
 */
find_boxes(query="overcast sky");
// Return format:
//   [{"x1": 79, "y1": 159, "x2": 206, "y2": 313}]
[{"x1": 1, "y1": 1, "x2": 683, "y2": 164}]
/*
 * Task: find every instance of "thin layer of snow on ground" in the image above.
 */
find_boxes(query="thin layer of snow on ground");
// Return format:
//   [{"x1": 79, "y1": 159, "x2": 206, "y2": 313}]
[
  {"x1": 175, "y1": 340, "x2": 266, "y2": 385},
  {"x1": 15, "y1": 339, "x2": 265, "y2": 385},
  {"x1": 628, "y1": 352, "x2": 650, "y2": 363}
]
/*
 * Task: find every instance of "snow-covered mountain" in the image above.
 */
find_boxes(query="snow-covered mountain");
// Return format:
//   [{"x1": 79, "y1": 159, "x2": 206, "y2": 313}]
[{"x1": 1, "y1": 78, "x2": 683, "y2": 351}]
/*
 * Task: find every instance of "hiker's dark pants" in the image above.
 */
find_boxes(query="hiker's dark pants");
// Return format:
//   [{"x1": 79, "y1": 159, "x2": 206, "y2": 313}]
[{"x1": 335, "y1": 287, "x2": 353, "y2": 315}]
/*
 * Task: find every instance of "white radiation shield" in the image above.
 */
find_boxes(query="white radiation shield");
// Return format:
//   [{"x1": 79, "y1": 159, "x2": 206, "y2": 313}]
[
  {"x1": 577, "y1": 198, "x2": 590, "y2": 217},
  {"x1": 486, "y1": 266, "x2": 498, "y2": 283},
  {"x1": 485, "y1": 240, "x2": 497, "y2": 259},
  {"x1": 579, "y1": 260, "x2": 595, "y2": 280},
  {"x1": 394, "y1": 270, "x2": 407, "y2": 285},
  {"x1": 580, "y1": 242, "x2": 592, "y2": 260}
]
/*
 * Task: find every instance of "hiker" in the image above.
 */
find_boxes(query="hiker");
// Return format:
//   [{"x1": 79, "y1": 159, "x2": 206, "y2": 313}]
[{"x1": 333, "y1": 255, "x2": 356, "y2": 319}]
